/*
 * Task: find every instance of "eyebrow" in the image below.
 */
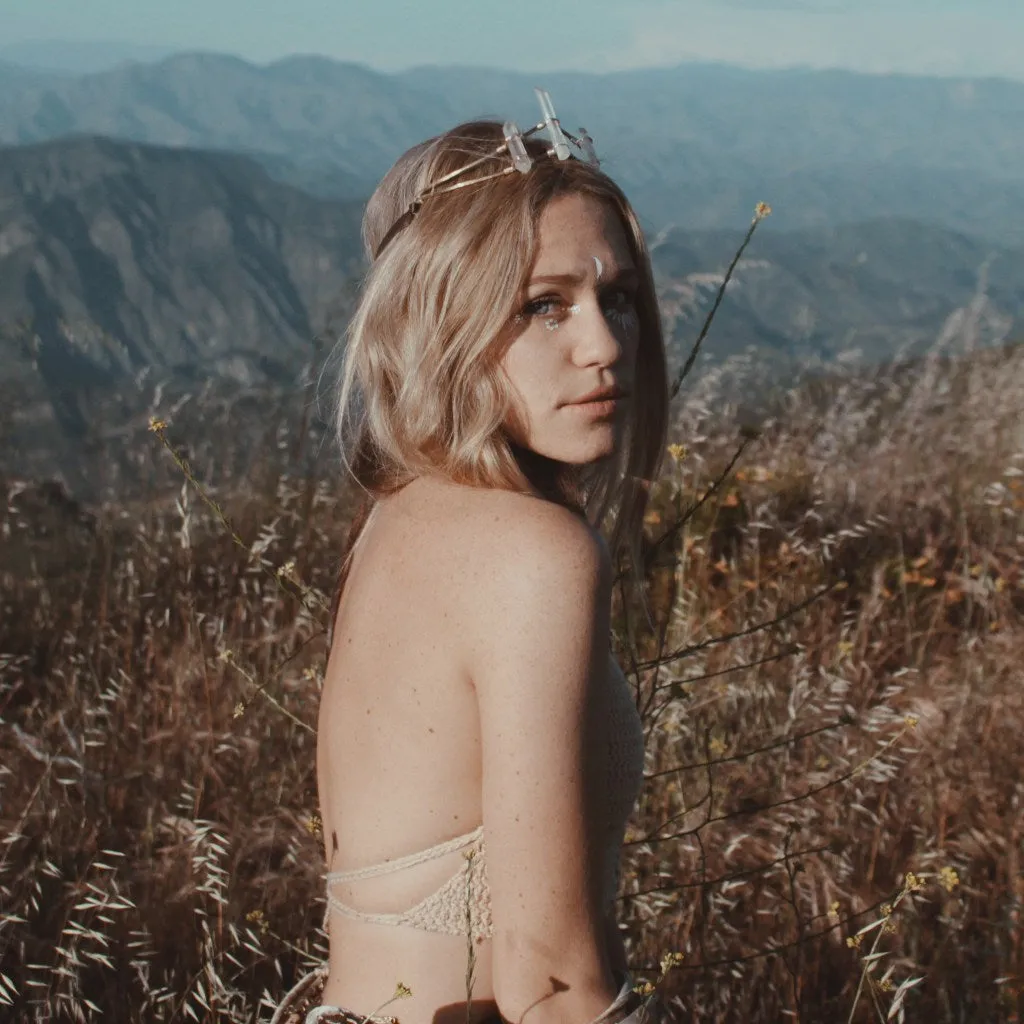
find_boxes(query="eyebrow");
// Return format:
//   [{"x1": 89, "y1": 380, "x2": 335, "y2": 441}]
[{"x1": 527, "y1": 266, "x2": 640, "y2": 288}]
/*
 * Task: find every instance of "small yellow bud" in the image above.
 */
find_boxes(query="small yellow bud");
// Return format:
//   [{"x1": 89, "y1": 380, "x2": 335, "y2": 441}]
[
  {"x1": 659, "y1": 951, "x2": 684, "y2": 974},
  {"x1": 232, "y1": 702, "x2": 245, "y2": 719},
  {"x1": 940, "y1": 866, "x2": 960, "y2": 892},
  {"x1": 306, "y1": 814, "x2": 323, "y2": 837},
  {"x1": 148, "y1": 416, "x2": 168, "y2": 433},
  {"x1": 846, "y1": 935, "x2": 861, "y2": 949},
  {"x1": 904, "y1": 715, "x2": 919, "y2": 729},
  {"x1": 754, "y1": 201, "x2": 772, "y2": 220},
  {"x1": 904, "y1": 871, "x2": 924, "y2": 892},
  {"x1": 667, "y1": 443, "x2": 687, "y2": 462},
  {"x1": 393, "y1": 982, "x2": 413, "y2": 1000}
]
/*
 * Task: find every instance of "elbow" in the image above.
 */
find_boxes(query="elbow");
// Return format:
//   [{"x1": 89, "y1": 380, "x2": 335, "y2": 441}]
[{"x1": 491, "y1": 932, "x2": 619, "y2": 1024}]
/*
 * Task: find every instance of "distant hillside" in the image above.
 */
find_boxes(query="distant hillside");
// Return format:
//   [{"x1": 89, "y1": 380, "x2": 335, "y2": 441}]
[
  {"x1": 1, "y1": 55, "x2": 1023, "y2": 244},
  {"x1": 0, "y1": 135, "x2": 364, "y2": 494},
  {"x1": 654, "y1": 218, "x2": 1024, "y2": 376},
  {"x1": 1, "y1": 135, "x2": 1021, "y2": 500}
]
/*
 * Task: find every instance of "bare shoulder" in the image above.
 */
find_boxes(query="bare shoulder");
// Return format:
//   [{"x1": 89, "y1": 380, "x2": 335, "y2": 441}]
[
  {"x1": 443, "y1": 482, "x2": 610, "y2": 585},
  {"x1": 420, "y1": 483, "x2": 611, "y2": 677}
]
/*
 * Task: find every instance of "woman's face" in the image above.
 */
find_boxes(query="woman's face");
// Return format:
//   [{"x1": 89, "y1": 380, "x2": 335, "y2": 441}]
[{"x1": 500, "y1": 192, "x2": 640, "y2": 467}]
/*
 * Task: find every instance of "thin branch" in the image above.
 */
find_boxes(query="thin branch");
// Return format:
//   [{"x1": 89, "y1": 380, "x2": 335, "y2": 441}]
[
  {"x1": 650, "y1": 432, "x2": 756, "y2": 560},
  {"x1": 618, "y1": 843, "x2": 831, "y2": 900},
  {"x1": 630, "y1": 723, "x2": 912, "y2": 846},
  {"x1": 669, "y1": 203, "x2": 772, "y2": 400},
  {"x1": 644, "y1": 715, "x2": 852, "y2": 781},
  {"x1": 628, "y1": 890, "x2": 898, "y2": 975},
  {"x1": 634, "y1": 580, "x2": 843, "y2": 672}
]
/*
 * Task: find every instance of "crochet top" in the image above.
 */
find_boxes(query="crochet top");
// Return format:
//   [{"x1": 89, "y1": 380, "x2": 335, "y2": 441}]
[{"x1": 325, "y1": 653, "x2": 646, "y2": 944}]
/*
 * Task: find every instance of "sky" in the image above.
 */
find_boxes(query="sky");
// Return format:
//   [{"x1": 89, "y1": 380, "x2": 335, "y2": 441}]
[{"x1": 1, "y1": 0, "x2": 1022, "y2": 81}]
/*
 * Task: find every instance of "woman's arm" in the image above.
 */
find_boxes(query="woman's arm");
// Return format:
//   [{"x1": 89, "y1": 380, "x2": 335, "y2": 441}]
[{"x1": 463, "y1": 494, "x2": 621, "y2": 1024}]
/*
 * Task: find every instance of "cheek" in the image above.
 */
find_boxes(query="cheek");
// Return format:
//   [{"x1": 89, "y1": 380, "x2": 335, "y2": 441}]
[{"x1": 502, "y1": 339, "x2": 555, "y2": 402}]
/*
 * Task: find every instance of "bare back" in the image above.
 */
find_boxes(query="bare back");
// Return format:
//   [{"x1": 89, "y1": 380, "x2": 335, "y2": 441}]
[
  {"x1": 317, "y1": 474, "x2": 626, "y2": 1024},
  {"x1": 317, "y1": 477, "x2": 518, "y2": 1021}
]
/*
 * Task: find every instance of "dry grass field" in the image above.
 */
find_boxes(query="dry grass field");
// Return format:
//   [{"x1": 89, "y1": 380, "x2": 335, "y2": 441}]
[{"x1": 2, "y1": 331, "x2": 1023, "y2": 1022}]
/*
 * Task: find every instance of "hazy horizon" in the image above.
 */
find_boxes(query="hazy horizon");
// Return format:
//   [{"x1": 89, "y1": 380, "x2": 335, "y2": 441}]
[{"x1": 2, "y1": 0, "x2": 1022, "y2": 82}]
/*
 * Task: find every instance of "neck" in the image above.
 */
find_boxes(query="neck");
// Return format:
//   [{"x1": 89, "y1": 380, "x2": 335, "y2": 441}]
[{"x1": 510, "y1": 442, "x2": 584, "y2": 511}]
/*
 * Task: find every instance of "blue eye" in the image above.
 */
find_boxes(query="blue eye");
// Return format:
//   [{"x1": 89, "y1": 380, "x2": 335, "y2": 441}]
[{"x1": 522, "y1": 295, "x2": 565, "y2": 319}]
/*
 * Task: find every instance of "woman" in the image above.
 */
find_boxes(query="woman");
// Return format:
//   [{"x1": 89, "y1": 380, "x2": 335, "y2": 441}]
[{"x1": 273, "y1": 92, "x2": 669, "y2": 1024}]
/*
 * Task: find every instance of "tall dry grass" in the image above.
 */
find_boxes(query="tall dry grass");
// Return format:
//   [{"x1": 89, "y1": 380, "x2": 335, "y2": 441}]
[{"x1": 2, "y1": 247, "x2": 1023, "y2": 1021}]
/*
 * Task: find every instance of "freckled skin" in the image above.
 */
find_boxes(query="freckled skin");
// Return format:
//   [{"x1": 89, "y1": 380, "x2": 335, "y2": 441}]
[{"x1": 500, "y1": 193, "x2": 640, "y2": 468}]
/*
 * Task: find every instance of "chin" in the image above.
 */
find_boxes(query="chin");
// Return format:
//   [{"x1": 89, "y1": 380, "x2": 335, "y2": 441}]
[{"x1": 547, "y1": 430, "x2": 620, "y2": 466}]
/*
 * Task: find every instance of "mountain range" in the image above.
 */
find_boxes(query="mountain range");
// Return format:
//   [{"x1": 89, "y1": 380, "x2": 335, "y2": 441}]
[
  {"x1": 1, "y1": 132, "x2": 1021, "y2": 501},
  {"x1": 2, "y1": 53, "x2": 1023, "y2": 500},
  {"x1": 2, "y1": 54, "x2": 1024, "y2": 244}
]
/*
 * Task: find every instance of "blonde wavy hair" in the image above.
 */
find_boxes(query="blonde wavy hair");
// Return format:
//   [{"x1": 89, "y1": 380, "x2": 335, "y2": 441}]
[{"x1": 330, "y1": 118, "x2": 668, "y2": 617}]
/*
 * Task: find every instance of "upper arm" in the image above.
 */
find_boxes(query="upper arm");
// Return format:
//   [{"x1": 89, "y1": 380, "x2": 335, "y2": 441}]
[{"x1": 462, "y1": 497, "x2": 618, "y2": 1021}]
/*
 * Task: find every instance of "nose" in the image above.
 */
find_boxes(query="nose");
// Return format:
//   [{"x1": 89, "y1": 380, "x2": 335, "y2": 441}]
[{"x1": 570, "y1": 298, "x2": 627, "y2": 368}]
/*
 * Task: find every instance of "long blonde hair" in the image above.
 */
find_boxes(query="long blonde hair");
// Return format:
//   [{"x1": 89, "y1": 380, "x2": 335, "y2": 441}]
[{"x1": 329, "y1": 119, "x2": 668, "y2": 621}]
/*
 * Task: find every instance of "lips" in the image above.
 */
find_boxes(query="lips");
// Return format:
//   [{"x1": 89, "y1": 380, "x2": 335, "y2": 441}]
[{"x1": 571, "y1": 385, "x2": 629, "y2": 405}]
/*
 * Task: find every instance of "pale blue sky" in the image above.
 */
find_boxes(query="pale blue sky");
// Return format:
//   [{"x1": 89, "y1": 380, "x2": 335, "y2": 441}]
[{"x1": 2, "y1": 0, "x2": 1022, "y2": 80}]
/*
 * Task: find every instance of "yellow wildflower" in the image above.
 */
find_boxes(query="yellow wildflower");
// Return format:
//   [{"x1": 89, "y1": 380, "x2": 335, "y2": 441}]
[
  {"x1": 940, "y1": 866, "x2": 960, "y2": 892},
  {"x1": 246, "y1": 908, "x2": 269, "y2": 934},
  {"x1": 659, "y1": 951, "x2": 684, "y2": 974}
]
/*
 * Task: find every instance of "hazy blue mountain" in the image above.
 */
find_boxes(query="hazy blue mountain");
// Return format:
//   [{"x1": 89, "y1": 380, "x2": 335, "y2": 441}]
[
  {"x1": 0, "y1": 135, "x2": 365, "y2": 495},
  {"x1": 1, "y1": 55, "x2": 1023, "y2": 244},
  {"x1": 0, "y1": 40, "x2": 177, "y2": 75},
  {"x1": 653, "y1": 219, "x2": 1023, "y2": 379},
  {"x1": 1, "y1": 135, "x2": 1021, "y2": 500}
]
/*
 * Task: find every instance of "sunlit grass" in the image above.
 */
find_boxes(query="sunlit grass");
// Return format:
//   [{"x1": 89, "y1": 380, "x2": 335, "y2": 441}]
[{"x1": 2, "y1": 221, "x2": 1023, "y2": 1019}]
